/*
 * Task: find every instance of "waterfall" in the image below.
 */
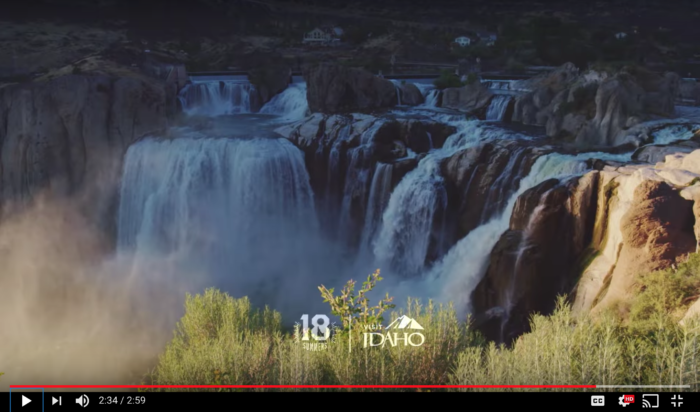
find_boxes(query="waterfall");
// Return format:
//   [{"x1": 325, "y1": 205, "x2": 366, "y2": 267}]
[
  {"x1": 478, "y1": 146, "x2": 530, "y2": 223},
  {"x1": 500, "y1": 193, "x2": 550, "y2": 341},
  {"x1": 372, "y1": 156, "x2": 447, "y2": 277},
  {"x1": 359, "y1": 163, "x2": 394, "y2": 259},
  {"x1": 391, "y1": 80, "x2": 403, "y2": 105},
  {"x1": 116, "y1": 136, "x2": 329, "y2": 313},
  {"x1": 482, "y1": 80, "x2": 512, "y2": 90},
  {"x1": 368, "y1": 120, "x2": 529, "y2": 278},
  {"x1": 178, "y1": 80, "x2": 256, "y2": 116},
  {"x1": 423, "y1": 151, "x2": 633, "y2": 316},
  {"x1": 651, "y1": 123, "x2": 700, "y2": 144},
  {"x1": 423, "y1": 89, "x2": 440, "y2": 108},
  {"x1": 259, "y1": 83, "x2": 309, "y2": 122},
  {"x1": 485, "y1": 95, "x2": 512, "y2": 121}
]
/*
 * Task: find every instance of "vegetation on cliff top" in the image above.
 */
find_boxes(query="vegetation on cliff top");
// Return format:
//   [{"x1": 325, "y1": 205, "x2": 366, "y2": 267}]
[{"x1": 146, "y1": 256, "x2": 700, "y2": 390}]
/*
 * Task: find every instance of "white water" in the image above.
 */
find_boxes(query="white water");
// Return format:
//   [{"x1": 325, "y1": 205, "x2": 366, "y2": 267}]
[
  {"x1": 652, "y1": 123, "x2": 700, "y2": 144},
  {"x1": 422, "y1": 90, "x2": 440, "y2": 108},
  {"x1": 116, "y1": 136, "x2": 339, "y2": 315},
  {"x1": 359, "y1": 163, "x2": 394, "y2": 260},
  {"x1": 414, "y1": 82, "x2": 436, "y2": 98},
  {"x1": 372, "y1": 156, "x2": 447, "y2": 277},
  {"x1": 178, "y1": 81, "x2": 256, "y2": 116},
  {"x1": 482, "y1": 80, "x2": 513, "y2": 90},
  {"x1": 376, "y1": 151, "x2": 632, "y2": 316},
  {"x1": 259, "y1": 82, "x2": 309, "y2": 122},
  {"x1": 145, "y1": 76, "x2": 698, "y2": 322},
  {"x1": 485, "y1": 95, "x2": 513, "y2": 121},
  {"x1": 390, "y1": 80, "x2": 403, "y2": 105}
]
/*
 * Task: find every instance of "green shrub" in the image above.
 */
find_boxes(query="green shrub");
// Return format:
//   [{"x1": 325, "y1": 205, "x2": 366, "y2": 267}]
[
  {"x1": 148, "y1": 269, "x2": 700, "y2": 391},
  {"x1": 629, "y1": 254, "x2": 700, "y2": 333},
  {"x1": 433, "y1": 69, "x2": 464, "y2": 90}
]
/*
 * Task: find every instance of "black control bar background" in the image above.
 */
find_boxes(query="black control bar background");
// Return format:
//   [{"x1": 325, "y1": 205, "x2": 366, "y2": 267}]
[{"x1": 4, "y1": 391, "x2": 695, "y2": 410}]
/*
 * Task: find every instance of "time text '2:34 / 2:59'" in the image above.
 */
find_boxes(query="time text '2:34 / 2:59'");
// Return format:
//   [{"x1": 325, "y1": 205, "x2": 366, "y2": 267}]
[{"x1": 99, "y1": 396, "x2": 146, "y2": 405}]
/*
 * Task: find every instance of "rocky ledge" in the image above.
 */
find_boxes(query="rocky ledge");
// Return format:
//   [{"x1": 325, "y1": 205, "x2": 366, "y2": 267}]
[
  {"x1": 473, "y1": 147, "x2": 700, "y2": 342},
  {"x1": 0, "y1": 59, "x2": 170, "y2": 233}
]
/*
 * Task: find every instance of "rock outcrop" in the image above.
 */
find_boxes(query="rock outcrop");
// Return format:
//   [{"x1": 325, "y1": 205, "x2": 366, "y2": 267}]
[
  {"x1": 0, "y1": 72, "x2": 168, "y2": 234},
  {"x1": 248, "y1": 65, "x2": 292, "y2": 108},
  {"x1": 573, "y1": 152, "x2": 700, "y2": 315},
  {"x1": 303, "y1": 63, "x2": 397, "y2": 113},
  {"x1": 678, "y1": 79, "x2": 700, "y2": 106},
  {"x1": 511, "y1": 63, "x2": 682, "y2": 148},
  {"x1": 441, "y1": 141, "x2": 542, "y2": 240},
  {"x1": 397, "y1": 83, "x2": 425, "y2": 106},
  {"x1": 472, "y1": 171, "x2": 599, "y2": 343},
  {"x1": 274, "y1": 113, "x2": 455, "y2": 250},
  {"x1": 441, "y1": 81, "x2": 493, "y2": 115}
]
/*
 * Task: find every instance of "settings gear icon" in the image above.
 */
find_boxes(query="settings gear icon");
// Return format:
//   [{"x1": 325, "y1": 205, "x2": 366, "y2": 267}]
[{"x1": 619, "y1": 395, "x2": 628, "y2": 406}]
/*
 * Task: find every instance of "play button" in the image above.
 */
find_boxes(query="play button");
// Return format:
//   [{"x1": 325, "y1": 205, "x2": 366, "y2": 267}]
[{"x1": 22, "y1": 395, "x2": 31, "y2": 407}]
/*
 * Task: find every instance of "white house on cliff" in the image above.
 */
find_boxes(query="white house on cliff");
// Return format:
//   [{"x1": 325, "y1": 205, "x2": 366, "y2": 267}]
[
  {"x1": 303, "y1": 27, "x2": 343, "y2": 44},
  {"x1": 454, "y1": 36, "x2": 471, "y2": 47}
]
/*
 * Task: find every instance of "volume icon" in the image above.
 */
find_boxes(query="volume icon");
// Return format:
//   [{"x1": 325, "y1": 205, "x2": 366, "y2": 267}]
[{"x1": 76, "y1": 394, "x2": 89, "y2": 407}]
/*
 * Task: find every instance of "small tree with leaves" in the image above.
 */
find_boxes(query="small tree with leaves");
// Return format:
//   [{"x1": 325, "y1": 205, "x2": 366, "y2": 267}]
[{"x1": 318, "y1": 269, "x2": 396, "y2": 332}]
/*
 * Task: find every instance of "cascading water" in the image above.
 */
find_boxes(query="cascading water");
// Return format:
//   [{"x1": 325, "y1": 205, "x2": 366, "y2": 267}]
[
  {"x1": 178, "y1": 80, "x2": 256, "y2": 116},
  {"x1": 259, "y1": 82, "x2": 310, "y2": 122},
  {"x1": 485, "y1": 95, "x2": 513, "y2": 121},
  {"x1": 420, "y1": 151, "x2": 633, "y2": 316},
  {"x1": 423, "y1": 89, "x2": 440, "y2": 108},
  {"x1": 116, "y1": 136, "x2": 334, "y2": 315},
  {"x1": 372, "y1": 156, "x2": 448, "y2": 277},
  {"x1": 478, "y1": 146, "x2": 530, "y2": 223},
  {"x1": 359, "y1": 163, "x2": 394, "y2": 260},
  {"x1": 390, "y1": 80, "x2": 403, "y2": 105}
]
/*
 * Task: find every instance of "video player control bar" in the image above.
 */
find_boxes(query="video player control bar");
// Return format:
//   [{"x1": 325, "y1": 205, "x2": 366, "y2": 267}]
[{"x1": 5, "y1": 391, "x2": 696, "y2": 410}]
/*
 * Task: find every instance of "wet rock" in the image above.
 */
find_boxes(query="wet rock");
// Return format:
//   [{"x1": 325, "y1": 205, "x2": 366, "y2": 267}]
[{"x1": 472, "y1": 171, "x2": 599, "y2": 343}]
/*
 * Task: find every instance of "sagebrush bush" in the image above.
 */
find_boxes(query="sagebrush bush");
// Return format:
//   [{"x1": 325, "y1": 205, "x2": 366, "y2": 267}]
[{"x1": 148, "y1": 263, "x2": 700, "y2": 391}]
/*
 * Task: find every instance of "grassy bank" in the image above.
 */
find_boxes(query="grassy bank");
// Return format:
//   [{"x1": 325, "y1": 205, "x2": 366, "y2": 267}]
[{"x1": 146, "y1": 263, "x2": 700, "y2": 391}]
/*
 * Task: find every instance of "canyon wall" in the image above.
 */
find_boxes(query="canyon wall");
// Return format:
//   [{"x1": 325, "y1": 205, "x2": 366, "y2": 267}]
[{"x1": 0, "y1": 70, "x2": 169, "y2": 238}]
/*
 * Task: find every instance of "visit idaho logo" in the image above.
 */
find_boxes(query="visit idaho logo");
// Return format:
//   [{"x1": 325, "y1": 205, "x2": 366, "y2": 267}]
[{"x1": 363, "y1": 315, "x2": 425, "y2": 347}]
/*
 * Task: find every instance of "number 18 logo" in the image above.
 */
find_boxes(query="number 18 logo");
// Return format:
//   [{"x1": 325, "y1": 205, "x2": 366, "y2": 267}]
[{"x1": 300, "y1": 314, "x2": 331, "y2": 341}]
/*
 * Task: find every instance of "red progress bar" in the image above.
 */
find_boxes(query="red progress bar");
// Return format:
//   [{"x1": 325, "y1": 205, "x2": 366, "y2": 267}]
[{"x1": 11, "y1": 385, "x2": 597, "y2": 388}]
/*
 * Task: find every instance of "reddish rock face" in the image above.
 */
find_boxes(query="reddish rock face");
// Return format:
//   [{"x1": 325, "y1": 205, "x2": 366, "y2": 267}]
[
  {"x1": 471, "y1": 171, "x2": 599, "y2": 344},
  {"x1": 594, "y1": 180, "x2": 696, "y2": 312}
]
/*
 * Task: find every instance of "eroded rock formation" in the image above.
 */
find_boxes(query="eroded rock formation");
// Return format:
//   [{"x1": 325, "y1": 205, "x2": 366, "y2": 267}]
[
  {"x1": 248, "y1": 64, "x2": 292, "y2": 107},
  {"x1": 0, "y1": 71, "x2": 169, "y2": 234},
  {"x1": 398, "y1": 83, "x2": 425, "y2": 106},
  {"x1": 472, "y1": 171, "x2": 599, "y2": 342},
  {"x1": 510, "y1": 63, "x2": 682, "y2": 148},
  {"x1": 303, "y1": 63, "x2": 397, "y2": 113},
  {"x1": 441, "y1": 81, "x2": 494, "y2": 115},
  {"x1": 274, "y1": 113, "x2": 455, "y2": 250},
  {"x1": 441, "y1": 141, "x2": 542, "y2": 240}
]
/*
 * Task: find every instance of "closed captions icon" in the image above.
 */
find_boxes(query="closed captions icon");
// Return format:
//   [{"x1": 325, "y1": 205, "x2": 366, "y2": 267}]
[{"x1": 591, "y1": 395, "x2": 605, "y2": 406}]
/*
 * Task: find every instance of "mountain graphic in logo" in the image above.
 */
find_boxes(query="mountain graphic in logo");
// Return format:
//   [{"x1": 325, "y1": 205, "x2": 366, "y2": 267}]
[{"x1": 386, "y1": 315, "x2": 424, "y2": 330}]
